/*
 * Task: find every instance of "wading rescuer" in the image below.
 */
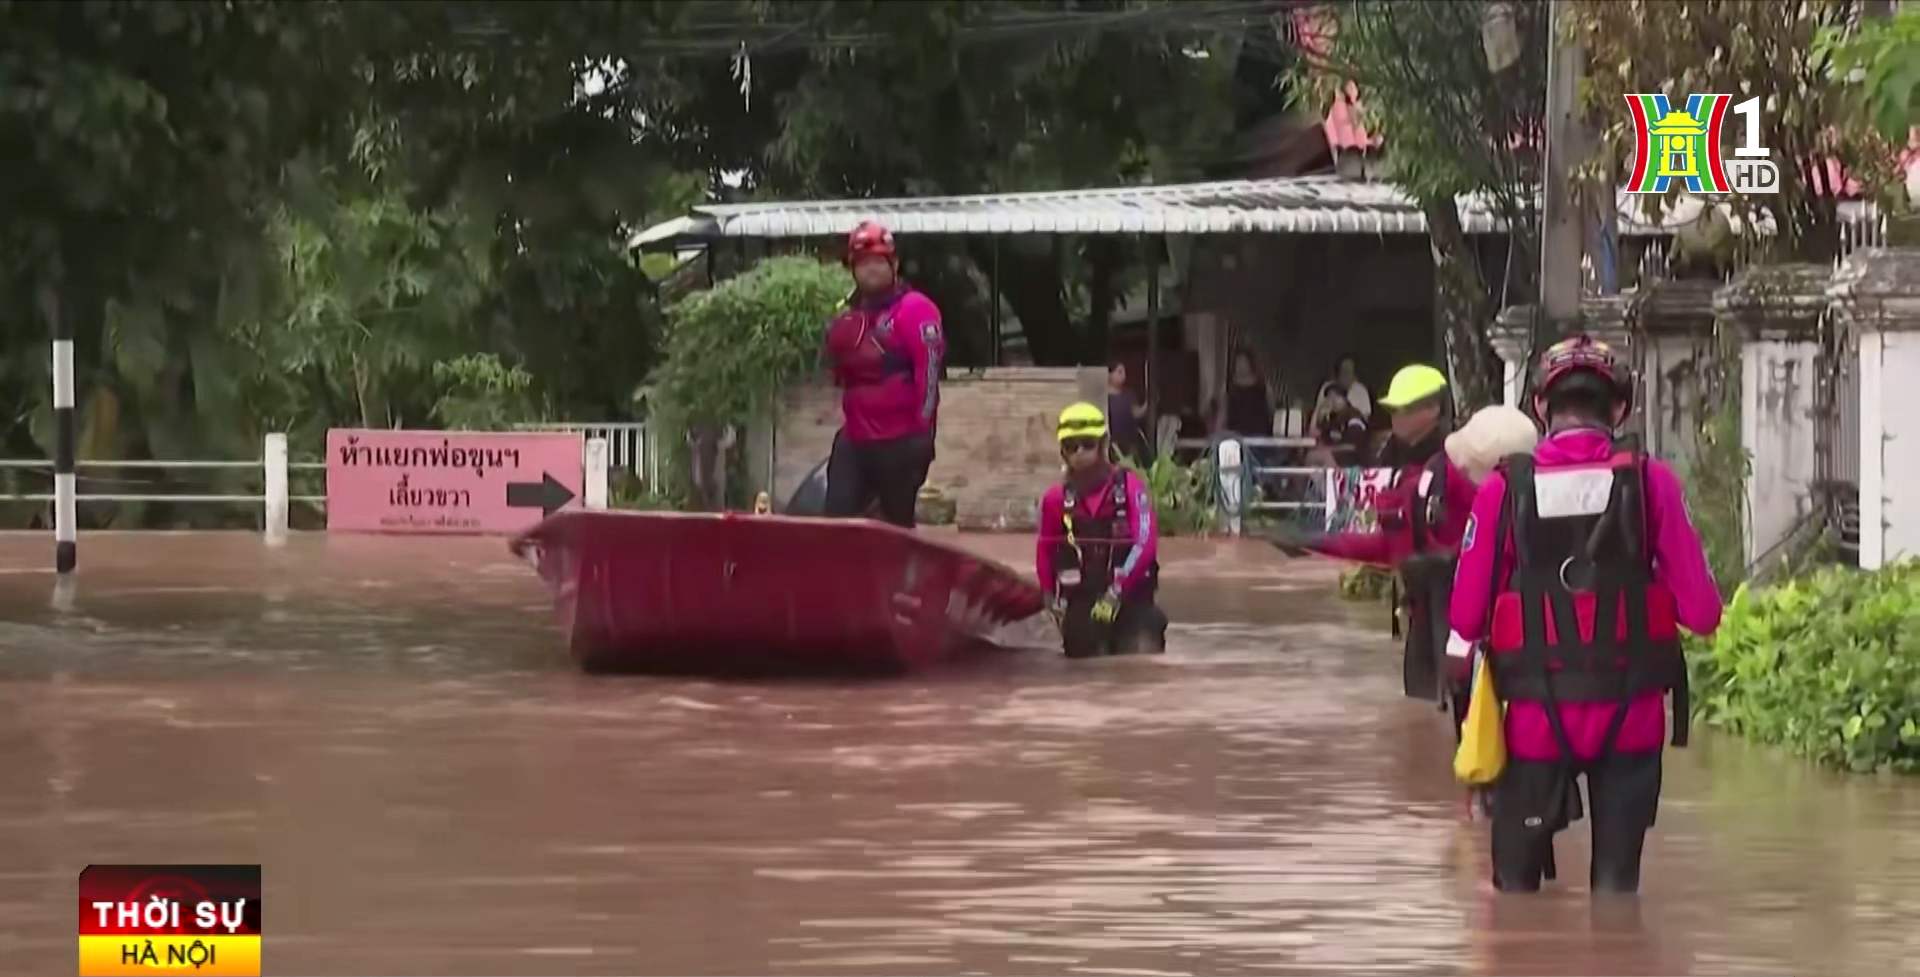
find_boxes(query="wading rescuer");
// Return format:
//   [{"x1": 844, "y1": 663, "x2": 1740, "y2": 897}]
[
  {"x1": 1269, "y1": 364, "x2": 1482, "y2": 715},
  {"x1": 1449, "y1": 335, "x2": 1721, "y2": 894},
  {"x1": 821, "y1": 220, "x2": 945, "y2": 528},
  {"x1": 1036, "y1": 403, "x2": 1168, "y2": 659}
]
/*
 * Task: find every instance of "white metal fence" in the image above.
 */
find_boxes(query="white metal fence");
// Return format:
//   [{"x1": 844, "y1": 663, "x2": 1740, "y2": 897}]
[
  {"x1": 513, "y1": 422, "x2": 660, "y2": 491},
  {"x1": 1176, "y1": 436, "x2": 1352, "y2": 532},
  {"x1": 0, "y1": 432, "x2": 614, "y2": 536}
]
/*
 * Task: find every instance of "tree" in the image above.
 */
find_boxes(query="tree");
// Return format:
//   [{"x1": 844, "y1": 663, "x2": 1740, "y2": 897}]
[
  {"x1": 0, "y1": 2, "x2": 703, "y2": 482},
  {"x1": 647, "y1": 255, "x2": 851, "y2": 501},
  {"x1": 1816, "y1": 4, "x2": 1920, "y2": 148},
  {"x1": 1570, "y1": 0, "x2": 1906, "y2": 265},
  {"x1": 634, "y1": 0, "x2": 1260, "y2": 365},
  {"x1": 1294, "y1": 0, "x2": 1549, "y2": 410}
]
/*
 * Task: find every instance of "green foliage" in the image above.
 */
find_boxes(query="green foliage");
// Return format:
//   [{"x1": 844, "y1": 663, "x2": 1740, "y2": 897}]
[
  {"x1": 1684, "y1": 325, "x2": 1750, "y2": 597},
  {"x1": 610, "y1": 470, "x2": 689, "y2": 512},
  {"x1": 0, "y1": 3, "x2": 700, "y2": 527},
  {"x1": 431, "y1": 354, "x2": 539, "y2": 430},
  {"x1": 651, "y1": 256, "x2": 851, "y2": 430},
  {"x1": 640, "y1": 0, "x2": 1259, "y2": 364},
  {"x1": 1815, "y1": 6, "x2": 1920, "y2": 147},
  {"x1": 1298, "y1": 1, "x2": 1547, "y2": 206},
  {"x1": 1688, "y1": 563, "x2": 1920, "y2": 774},
  {"x1": 1339, "y1": 565, "x2": 1395, "y2": 602},
  {"x1": 268, "y1": 171, "x2": 498, "y2": 429},
  {"x1": 1570, "y1": 0, "x2": 1905, "y2": 265},
  {"x1": 1121, "y1": 454, "x2": 1217, "y2": 537}
]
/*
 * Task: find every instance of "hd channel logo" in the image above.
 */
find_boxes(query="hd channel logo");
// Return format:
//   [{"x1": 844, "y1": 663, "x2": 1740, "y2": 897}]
[
  {"x1": 1623, "y1": 92, "x2": 1781, "y2": 195},
  {"x1": 77, "y1": 865, "x2": 261, "y2": 976}
]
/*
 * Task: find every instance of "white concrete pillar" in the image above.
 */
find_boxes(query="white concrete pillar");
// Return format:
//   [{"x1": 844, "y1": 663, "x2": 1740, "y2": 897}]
[
  {"x1": 263, "y1": 433, "x2": 289, "y2": 542},
  {"x1": 1830, "y1": 248, "x2": 1920, "y2": 569},
  {"x1": 1714, "y1": 264, "x2": 1831, "y2": 573},
  {"x1": 1488, "y1": 309, "x2": 1530, "y2": 409},
  {"x1": 1213, "y1": 438, "x2": 1245, "y2": 537},
  {"x1": 584, "y1": 437, "x2": 610, "y2": 510}
]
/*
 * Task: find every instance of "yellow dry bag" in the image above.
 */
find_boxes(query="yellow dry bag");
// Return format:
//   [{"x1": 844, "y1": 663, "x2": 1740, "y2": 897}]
[{"x1": 1452, "y1": 653, "x2": 1506, "y2": 785}]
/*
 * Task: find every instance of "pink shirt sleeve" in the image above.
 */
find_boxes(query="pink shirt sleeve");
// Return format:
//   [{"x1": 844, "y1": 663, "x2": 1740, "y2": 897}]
[
  {"x1": 1035, "y1": 484, "x2": 1067, "y2": 595},
  {"x1": 1448, "y1": 472, "x2": 1510, "y2": 641},
  {"x1": 1643, "y1": 460, "x2": 1724, "y2": 635},
  {"x1": 1306, "y1": 528, "x2": 1395, "y2": 566},
  {"x1": 895, "y1": 294, "x2": 944, "y2": 429},
  {"x1": 1112, "y1": 471, "x2": 1159, "y2": 596}
]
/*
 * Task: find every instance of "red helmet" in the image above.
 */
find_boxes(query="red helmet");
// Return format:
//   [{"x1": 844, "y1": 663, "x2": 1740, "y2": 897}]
[
  {"x1": 1532, "y1": 334, "x2": 1633, "y2": 413},
  {"x1": 846, "y1": 220, "x2": 896, "y2": 264}
]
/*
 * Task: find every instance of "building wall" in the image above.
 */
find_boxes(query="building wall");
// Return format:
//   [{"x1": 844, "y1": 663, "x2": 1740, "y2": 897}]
[
  {"x1": 1858, "y1": 330, "x2": 1920, "y2": 569},
  {"x1": 1741, "y1": 338, "x2": 1820, "y2": 570},
  {"x1": 1641, "y1": 333, "x2": 1717, "y2": 481},
  {"x1": 764, "y1": 367, "x2": 1104, "y2": 530}
]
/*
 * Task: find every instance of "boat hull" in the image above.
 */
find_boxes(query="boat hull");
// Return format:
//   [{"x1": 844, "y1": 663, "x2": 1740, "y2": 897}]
[{"x1": 511, "y1": 510, "x2": 1046, "y2": 674}]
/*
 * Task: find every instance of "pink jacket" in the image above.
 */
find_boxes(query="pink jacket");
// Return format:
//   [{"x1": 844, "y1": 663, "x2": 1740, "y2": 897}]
[
  {"x1": 1448, "y1": 428, "x2": 1722, "y2": 760},
  {"x1": 824, "y1": 287, "x2": 944, "y2": 444},
  {"x1": 1035, "y1": 469, "x2": 1159, "y2": 599}
]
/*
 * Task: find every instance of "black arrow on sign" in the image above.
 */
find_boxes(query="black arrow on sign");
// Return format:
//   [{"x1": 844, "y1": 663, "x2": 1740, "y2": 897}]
[{"x1": 506, "y1": 473, "x2": 576, "y2": 516}]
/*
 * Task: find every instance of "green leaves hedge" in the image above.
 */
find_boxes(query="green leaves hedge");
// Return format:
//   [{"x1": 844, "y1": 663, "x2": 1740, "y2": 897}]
[
  {"x1": 651, "y1": 256, "x2": 851, "y2": 429},
  {"x1": 1688, "y1": 562, "x2": 1920, "y2": 773}
]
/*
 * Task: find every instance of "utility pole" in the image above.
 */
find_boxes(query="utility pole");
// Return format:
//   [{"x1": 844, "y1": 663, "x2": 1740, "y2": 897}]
[{"x1": 1536, "y1": 0, "x2": 1586, "y2": 348}]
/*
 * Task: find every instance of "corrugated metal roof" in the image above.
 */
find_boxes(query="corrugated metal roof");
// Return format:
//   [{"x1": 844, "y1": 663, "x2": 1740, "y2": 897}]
[
  {"x1": 635, "y1": 177, "x2": 1510, "y2": 248},
  {"x1": 631, "y1": 175, "x2": 1882, "y2": 250}
]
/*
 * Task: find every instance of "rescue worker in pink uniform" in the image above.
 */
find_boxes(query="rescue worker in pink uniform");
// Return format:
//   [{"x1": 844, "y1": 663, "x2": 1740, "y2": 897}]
[
  {"x1": 1036, "y1": 402, "x2": 1168, "y2": 658},
  {"x1": 821, "y1": 220, "x2": 946, "y2": 528},
  {"x1": 1449, "y1": 335, "x2": 1722, "y2": 894},
  {"x1": 1273, "y1": 365, "x2": 1482, "y2": 712}
]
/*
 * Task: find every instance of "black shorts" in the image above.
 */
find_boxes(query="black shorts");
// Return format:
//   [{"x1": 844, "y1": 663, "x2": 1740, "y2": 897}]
[
  {"x1": 1061, "y1": 583, "x2": 1168, "y2": 659},
  {"x1": 823, "y1": 430, "x2": 936, "y2": 529}
]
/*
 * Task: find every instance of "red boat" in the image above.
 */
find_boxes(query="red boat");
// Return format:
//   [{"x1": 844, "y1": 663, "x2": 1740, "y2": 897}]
[{"x1": 510, "y1": 510, "x2": 1047, "y2": 675}]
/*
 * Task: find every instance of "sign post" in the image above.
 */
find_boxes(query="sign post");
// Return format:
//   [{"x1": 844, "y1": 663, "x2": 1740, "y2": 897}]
[{"x1": 324, "y1": 429, "x2": 586, "y2": 534}]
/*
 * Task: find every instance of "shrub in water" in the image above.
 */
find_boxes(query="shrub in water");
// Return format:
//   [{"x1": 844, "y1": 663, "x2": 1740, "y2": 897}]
[
  {"x1": 1339, "y1": 565, "x2": 1393, "y2": 602},
  {"x1": 1688, "y1": 561, "x2": 1920, "y2": 773}
]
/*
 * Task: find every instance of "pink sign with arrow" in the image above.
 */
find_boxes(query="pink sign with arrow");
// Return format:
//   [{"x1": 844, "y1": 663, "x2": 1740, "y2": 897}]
[{"x1": 325, "y1": 429, "x2": 585, "y2": 534}]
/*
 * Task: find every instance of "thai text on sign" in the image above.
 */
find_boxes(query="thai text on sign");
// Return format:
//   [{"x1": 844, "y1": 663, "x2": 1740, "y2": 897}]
[
  {"x1": 325, "y1": 429, "x2": 585, "y2": 534},
  {"x1": 78, "y1": 864, "x2": 261, "y2": 977},
  {"x1": 1326, "y1": 467, "x2": 1398, "y2": 533}
]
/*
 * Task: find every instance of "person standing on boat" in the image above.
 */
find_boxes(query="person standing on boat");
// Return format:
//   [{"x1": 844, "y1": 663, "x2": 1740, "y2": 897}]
[
  {"x1": 1036, "y1": 403, "x2": 1168, "y2": 658},
  {"x1": 821, "y1": 220, "x2": 946, "y2": 528},
  {"x1": 1449, "y1": 335, "x2": 1720, "y2": 894}
]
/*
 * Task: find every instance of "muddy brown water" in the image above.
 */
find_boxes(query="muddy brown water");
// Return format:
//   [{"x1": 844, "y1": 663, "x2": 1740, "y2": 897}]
[{"x1": 1, "y1": 531, "x2": 1918, "y2": 976}]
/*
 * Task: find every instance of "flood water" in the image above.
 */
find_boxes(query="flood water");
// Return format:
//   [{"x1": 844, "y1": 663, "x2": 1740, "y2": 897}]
[{"x1": 2, "y1": 531, "x2": 1918, "y2": 976}]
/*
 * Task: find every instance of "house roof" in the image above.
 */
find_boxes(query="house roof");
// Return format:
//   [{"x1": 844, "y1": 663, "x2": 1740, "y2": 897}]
[
  {"x1": 629, "y1": 175, "x2": 1883, "y2": 250},
  {"x1": 633, "y1": 177, "x2": 1479, "y2": 247}
]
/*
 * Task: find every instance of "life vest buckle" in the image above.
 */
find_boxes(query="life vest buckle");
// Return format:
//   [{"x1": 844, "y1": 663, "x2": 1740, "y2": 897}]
[{"x1": 1557, "y1": 556, "x2": 1598, "y2": 592}]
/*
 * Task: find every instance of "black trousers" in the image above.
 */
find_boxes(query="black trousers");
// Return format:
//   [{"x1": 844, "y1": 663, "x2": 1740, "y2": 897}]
[
  {"x1": 823, "y1": 430, "x2": 935, "y2": 529},
  {"x1": 1061, "y1": 581, "x2": 1168, "y2": 659},
  {"x1": 1491, "y1": 750, "x2": 1662, "y2": 894}
]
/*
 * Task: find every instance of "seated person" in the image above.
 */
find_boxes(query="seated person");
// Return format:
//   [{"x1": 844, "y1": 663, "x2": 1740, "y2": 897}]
[
  {"x1": 1035, "y1": 403, "x2": 1169, "y2": 659},
  {"x1": 1306, "y1": 383, "x2": 1370, "y2": 468}
]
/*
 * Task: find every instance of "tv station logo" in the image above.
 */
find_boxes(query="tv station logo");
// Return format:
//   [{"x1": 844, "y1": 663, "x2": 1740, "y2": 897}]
[
  {"x1": 1624, "y1": 93, "x2": 1781, "y2": 195},
  {"x1": 78, "y1": 865, "x2": 261, "y2": 976}
]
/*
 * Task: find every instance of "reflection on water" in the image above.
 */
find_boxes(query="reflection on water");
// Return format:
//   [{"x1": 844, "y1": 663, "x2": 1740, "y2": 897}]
[{"x1": 1, "y1": 531, "x2": 1918, "y2": 976}]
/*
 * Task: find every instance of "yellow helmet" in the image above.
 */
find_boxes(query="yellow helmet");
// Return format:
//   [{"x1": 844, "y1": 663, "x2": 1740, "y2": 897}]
[
  {"x1": 1378, "y1": 364, "x2": 1451, "y2": 409},
  {"x1": 1056, "y1": 402, "x2": 1108, "y2": 442}
]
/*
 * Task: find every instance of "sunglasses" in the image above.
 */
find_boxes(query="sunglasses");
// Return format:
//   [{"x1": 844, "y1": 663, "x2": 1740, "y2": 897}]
[{"x1": 1060, "y1": 437, "x2": 1102, "y2": 455}]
